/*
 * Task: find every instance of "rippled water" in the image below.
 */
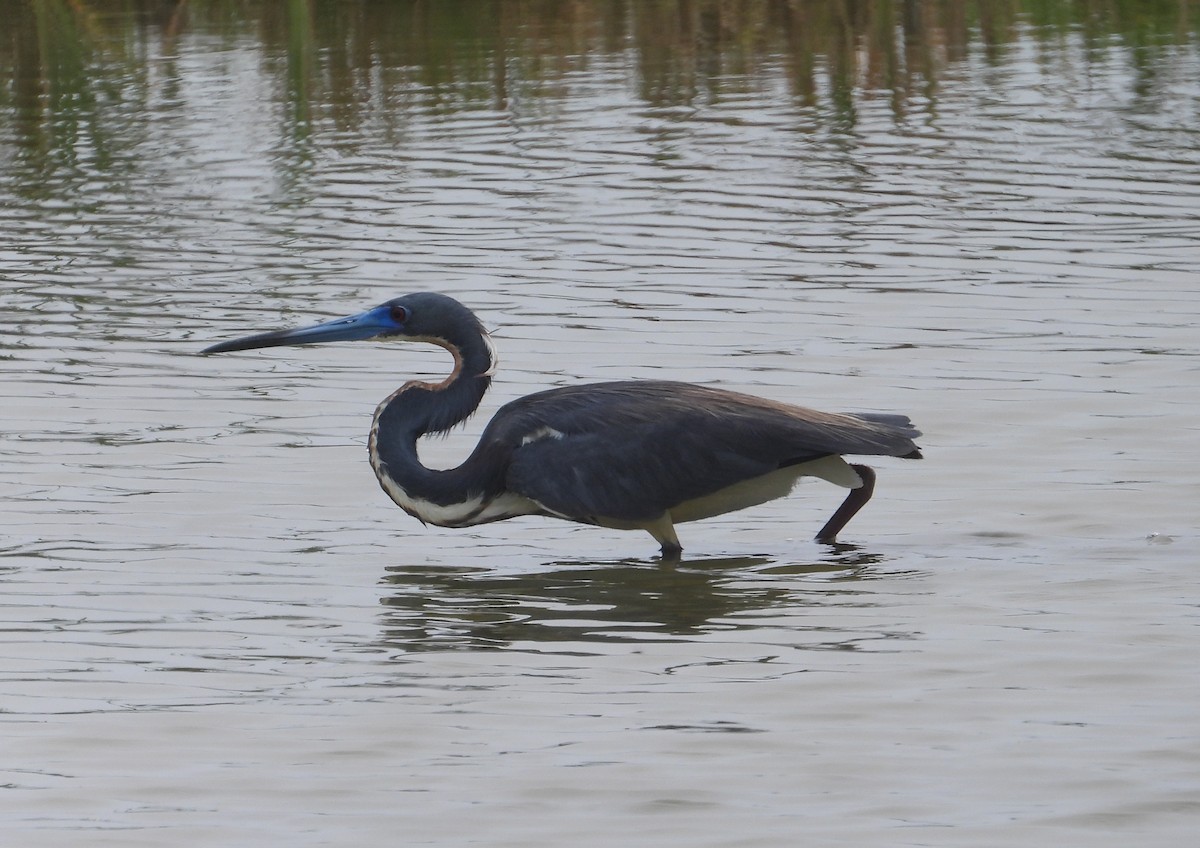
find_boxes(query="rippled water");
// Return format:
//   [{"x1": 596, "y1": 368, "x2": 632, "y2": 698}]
[{"x1": 2, "y1": 4, "x2": 1199, "y2": 845}]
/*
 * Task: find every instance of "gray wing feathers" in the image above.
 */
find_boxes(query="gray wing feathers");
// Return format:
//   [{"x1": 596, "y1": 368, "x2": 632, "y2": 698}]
[
  {"x1": 491, "y1": 381, "x2": 922, "y2": 523},
  {"x1": 845, "y1": 412, "x2": 922, "y2": 442},
  {"x1": 507, "y1": 422, "x2": 775, "y2": 522}
]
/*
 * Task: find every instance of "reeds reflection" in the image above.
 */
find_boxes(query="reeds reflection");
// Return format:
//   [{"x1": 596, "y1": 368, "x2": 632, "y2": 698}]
[
  {"x1": 4, "y1": 0, "x2": 1197, "y2": 128},
  {"x1": 4, "y1": 0, "x2": 1195, "y2": 227}
]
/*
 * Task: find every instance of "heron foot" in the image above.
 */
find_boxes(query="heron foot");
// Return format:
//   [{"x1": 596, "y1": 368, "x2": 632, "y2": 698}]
[
  {"x1": 815, "y1": 464, "x2": 876, "y2": 543},
  {"x1": 659, "y1": 541, "x2": 683, "y2": 562}
]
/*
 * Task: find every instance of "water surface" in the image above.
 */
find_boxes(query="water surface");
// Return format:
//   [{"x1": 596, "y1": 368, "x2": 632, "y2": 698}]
[{"x1": 2, "y1": 2, "x2": 1198, "y2": 845}]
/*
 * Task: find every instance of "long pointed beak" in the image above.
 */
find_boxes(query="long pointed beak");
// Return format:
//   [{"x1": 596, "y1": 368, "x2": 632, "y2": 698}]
[{"x1": 202, "y1": 306, "x2": 395, "y2": 354}]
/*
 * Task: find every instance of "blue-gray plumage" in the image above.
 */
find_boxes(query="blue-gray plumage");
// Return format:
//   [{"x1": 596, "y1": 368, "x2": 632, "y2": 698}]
[{"x1": 203, "y1": 293, "x2": 922, "y2": 556}]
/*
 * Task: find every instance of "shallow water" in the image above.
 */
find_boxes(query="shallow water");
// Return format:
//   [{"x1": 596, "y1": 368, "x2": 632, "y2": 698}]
[{"x1": 2, "y1": 2, "x2": 1199, "y2": 845}]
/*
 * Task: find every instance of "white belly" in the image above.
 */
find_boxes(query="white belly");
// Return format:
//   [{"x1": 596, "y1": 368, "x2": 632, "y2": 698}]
[{"x1": 668, "y1": 455, "x2": 862, "y2": 524}]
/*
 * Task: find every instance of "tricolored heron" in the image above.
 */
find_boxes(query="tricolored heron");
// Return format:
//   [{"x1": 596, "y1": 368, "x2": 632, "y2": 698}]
[{"x1": 203, "y1": 293, "x2": 922, "y2": 557}]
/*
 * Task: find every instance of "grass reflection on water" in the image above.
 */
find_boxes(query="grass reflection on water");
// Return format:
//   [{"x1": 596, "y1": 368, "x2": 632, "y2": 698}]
[{"x1": 5, "y1": 0, "x2": 1197, "y2": 141}]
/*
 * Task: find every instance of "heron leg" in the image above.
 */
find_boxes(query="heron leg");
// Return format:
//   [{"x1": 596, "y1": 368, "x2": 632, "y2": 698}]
[
  {"x1": 645, "y1": 514, "x2": 682, "y2": 560},
  {"x1": 815, "y1": 464, "x2": 876, "y2": 543}
]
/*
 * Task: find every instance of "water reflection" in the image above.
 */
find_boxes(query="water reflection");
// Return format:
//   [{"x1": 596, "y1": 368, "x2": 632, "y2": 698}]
[
  {"x1": 377, "y1": 544, "x2": 906, "y2": 652},
  {"x1": 4, "y1": 0, "x2": 1197, "y2": 190}
]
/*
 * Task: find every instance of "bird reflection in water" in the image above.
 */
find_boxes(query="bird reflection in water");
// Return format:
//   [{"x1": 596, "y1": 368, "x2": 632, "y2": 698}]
[{"x1": 375, "y1": 545, "x2": 906, "y2": 653}]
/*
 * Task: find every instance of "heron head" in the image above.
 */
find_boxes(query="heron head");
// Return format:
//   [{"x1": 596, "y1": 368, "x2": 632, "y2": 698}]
[{"x1": 202, "y1": 292, "x2": 482, "y2": 354}]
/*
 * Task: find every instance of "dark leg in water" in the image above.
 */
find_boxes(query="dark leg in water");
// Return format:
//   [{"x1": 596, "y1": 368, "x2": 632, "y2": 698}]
[{"x1": 815, "y1": 464, "x2": 876, "y2": 543}]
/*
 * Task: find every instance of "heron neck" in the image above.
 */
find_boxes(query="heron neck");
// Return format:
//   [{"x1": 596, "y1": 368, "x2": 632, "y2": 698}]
[
  {"x1": 375, "y1": 328, "x2": 494, "y2": 437},
  {"x1": 368, "y1": 329, "x2": 500, "y2": 508}
]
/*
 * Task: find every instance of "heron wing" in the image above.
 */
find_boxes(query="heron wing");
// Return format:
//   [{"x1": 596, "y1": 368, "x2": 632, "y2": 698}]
[{"x1": 490, "y1": 381, "x2": 920, "y2": 523}]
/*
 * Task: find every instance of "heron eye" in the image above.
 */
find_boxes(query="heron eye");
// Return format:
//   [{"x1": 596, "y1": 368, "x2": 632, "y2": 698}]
[{"x1": 390, "y1": 305, "x2": 410, "y2": 324}]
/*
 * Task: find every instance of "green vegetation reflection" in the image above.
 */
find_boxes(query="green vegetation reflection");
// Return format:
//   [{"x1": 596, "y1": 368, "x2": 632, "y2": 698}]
[{"x1": 4, "y1": 0, "x2": 1197, "y2": 120}]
